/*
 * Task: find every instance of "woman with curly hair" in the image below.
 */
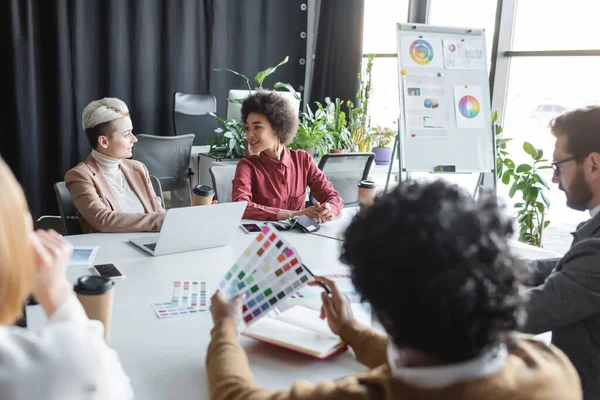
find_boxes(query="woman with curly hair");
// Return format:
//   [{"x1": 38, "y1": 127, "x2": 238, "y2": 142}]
[
  {"x1": 207, "y1": 180, "x2": 581, "y2": 400},
  {"x1": 232, "y1": 90, "x2": 343, "y2": 222}
]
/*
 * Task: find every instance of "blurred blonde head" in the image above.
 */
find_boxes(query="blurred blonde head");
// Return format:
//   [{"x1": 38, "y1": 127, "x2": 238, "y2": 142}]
[
  {"x1": 82, "y1": 97, "x2": 131, "y2": 150},
  {"x1": 0, "y1": 157, "x2": 35, "y2": 325}
]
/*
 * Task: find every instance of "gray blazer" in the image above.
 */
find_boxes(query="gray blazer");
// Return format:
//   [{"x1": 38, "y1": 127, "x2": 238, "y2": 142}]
[{"x1": 524, "y1": 213, "x2": 600, "y2": 400}]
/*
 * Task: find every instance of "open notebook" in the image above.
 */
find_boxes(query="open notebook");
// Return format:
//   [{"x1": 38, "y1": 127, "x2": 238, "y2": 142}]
[{"x1": 241, "y1": 306, "x2": 347, "y2": 359}]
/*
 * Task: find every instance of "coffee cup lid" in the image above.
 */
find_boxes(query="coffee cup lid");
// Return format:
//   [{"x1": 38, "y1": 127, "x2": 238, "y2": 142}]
[
  {"x1": 193, "y1": 185, "x2": 214, "y2": 196},
  {"x1": 359, "y1": 180, "x2": 376, "y2": 189},
  {"x1": 73, "y1": 275, "x2": 114, "y2": 295}
]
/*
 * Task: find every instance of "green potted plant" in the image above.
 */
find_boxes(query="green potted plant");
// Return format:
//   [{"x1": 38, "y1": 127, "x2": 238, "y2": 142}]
[
  {"x1": 288, "y1": 102, "x2": 333, "y2": 157},
  {"x1": 494, "y1": 111, "x2": 552, "y2": 247},
  {"x1": 197, "y1": 113, "x2": 246, "y2": 187},
  {"x1": 346, "y1": 54, "x2": 375, "y2": 152},
  {"x1": 214, "y1": 56, "x2": 301, "y2": 121},
  {"x1": 323, "y1": 97, "x2": 349, "y2": 152},
  {"x1": 370, "y1": 125, "x2": 396, "y2": 165}
]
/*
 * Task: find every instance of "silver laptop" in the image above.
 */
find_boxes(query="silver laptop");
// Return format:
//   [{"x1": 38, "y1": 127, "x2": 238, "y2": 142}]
[{"x1": 129, "y1": 201, "x2": 247, "y2": 256}]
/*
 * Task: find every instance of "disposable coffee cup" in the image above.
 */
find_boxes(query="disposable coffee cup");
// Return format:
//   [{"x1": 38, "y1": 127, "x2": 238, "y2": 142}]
[
  {"x1": 358, "y1": 180, "x2": 377, "y2": 210},
  {"x1": 74, "y1": 276, "x2": 115, "y2": 342},
  {"x1": 192, "y1": 185, "x2": 215, "y2": 206}
]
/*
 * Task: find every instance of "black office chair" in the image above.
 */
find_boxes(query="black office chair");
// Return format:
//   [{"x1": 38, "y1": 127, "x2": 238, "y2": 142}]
[
  {"x1": 310, "y1": 152, "x2": 375, "y2": 207},
  {"x1": 132, "y1": 134, "x2": 195, "y2": 209},
  {"x1": 173, "y1": 92, "x2": 219, "y2": 146},
  {"x1": 53, "y1": 182, "x2": 83, "y2": 235}
]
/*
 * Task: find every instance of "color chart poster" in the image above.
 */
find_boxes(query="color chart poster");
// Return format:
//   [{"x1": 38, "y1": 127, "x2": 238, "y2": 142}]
[
  {"x1": 400, "y1": 37, "x2": 444, "y2": 69},
  {"x1": 443, "y1": 40, "x2": 485, "y2": 70},
  {"x1": 453, "y1": 85, "x2": 484, "y2": 129}
]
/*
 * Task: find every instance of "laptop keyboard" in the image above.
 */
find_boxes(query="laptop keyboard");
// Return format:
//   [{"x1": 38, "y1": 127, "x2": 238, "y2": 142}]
[{"x1": 144, "y1": 243, "x2": 157, "y2": 251}]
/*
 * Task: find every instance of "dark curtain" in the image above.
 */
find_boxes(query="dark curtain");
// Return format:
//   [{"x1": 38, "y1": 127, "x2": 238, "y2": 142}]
[
  {"x1": 1, "y1": 0, "x2": 306, "y2": 218},
  {"x1": 310, "y1": 0, "x2": 365, "y2": 106},
  {"x1": 209, "y1": 0, "x2": 307, "y2": 115}
]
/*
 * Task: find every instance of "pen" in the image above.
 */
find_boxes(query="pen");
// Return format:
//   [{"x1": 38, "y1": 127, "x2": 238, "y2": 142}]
[{"x1": 302, "y1": 263, "x2": 332, "y2": 295}]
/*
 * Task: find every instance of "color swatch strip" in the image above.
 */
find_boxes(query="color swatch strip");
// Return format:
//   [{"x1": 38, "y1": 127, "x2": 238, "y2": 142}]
[{"x1": 152, "y1": 280, "x2": 208, "y2": 319}]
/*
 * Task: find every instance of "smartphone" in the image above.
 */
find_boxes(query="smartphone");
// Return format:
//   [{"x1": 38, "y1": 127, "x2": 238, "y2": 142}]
[
  {"x1": 93, "y1": 263, "x2": 125, "y2": 280},
  {"x1": 240, "y1": 223, "x2": 262, "y2": 234}
]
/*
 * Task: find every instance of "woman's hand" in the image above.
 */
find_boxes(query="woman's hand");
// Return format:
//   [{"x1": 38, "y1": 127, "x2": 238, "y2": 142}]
[
  {"x1": 210, "y1": 290, "x2": 244, "y2": 326},
  {"x1": 30, "y1": 230, "x2": 73, "y2": 317},
  {"x1": 296, "y1": 202, "x2": 334, "y2": 223},
  {"x1": 308, "y1": 276, "x2": 354, "y2": 335}
]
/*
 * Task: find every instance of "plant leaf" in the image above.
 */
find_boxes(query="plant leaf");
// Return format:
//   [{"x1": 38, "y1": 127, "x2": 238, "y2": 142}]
[
  {"x1": 496, "y1": 138, "x2": 512, "y2": 146},
  {"x1": 502, "y1": 171, "x2": 511, "y2": 185},
  {"x1": 509, "y1": 182, "x2": 518, "y2": 198},
  {"x1": 514, "y1": 202, "x2": 524, "y2": 208},
  {"x1": 540, "y1": 190, "x2": 550, "y2": 207},
  {"x1": 214, "y1": 68, "x2": 250, "y2": 85},
  {"x1": 274, "y1": 82, "x2": 301, "y2": 101},
  {"x1": 495, "y1": 125, "x2": 503, "y2": 135},
  {"x1": 538, "y1": 165, "x2": 552, "y2": 170},
  {"x1": 523, "y1": 142, "x2": 538, "y2": 158},
  {"x1": 544, "y1": 220, "x2": 550, "y2": 228},
  {"x1": 491, "y1": 111, "x2": 498, "y2": 122},
  {"x1": 254, "y1": 56, "x2": 289, "y2": 87},
  {"x1": 227, "y1": 98, "x2": 245, "y2": 104},
  {"x1": 535, "y1": 173, "x2": 550, "y2": 189},
  {"x1": 516, "y1": 164, "x2": 532, "y2": 173},
  {"x1": 504, "y1": 159, "x2": 515, "y2": 169}
]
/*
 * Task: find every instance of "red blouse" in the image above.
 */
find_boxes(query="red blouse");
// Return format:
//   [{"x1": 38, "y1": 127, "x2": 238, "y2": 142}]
[{"x1": 232, "y1": 148, "x2": 344, "y2": 220}]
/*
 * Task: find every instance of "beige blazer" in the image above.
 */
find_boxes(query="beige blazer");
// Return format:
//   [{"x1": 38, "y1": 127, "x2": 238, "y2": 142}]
[{"x1": 64, "y1": 155, "x2": 165, "y2": 233}]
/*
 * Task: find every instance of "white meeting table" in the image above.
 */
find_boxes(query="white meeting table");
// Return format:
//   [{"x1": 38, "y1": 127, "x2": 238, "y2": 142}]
[
  {"x1": 26, "y1": 223, "x2": 361, "y2": 400},
  {"x1": 26, "y1": 210, "x2": 562, "y2": 399}
]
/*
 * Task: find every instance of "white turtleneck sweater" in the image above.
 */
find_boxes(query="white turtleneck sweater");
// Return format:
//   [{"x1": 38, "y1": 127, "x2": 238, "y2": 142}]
[{"x1": 91, "y1": 150, "x2": 146, "y2": 214}]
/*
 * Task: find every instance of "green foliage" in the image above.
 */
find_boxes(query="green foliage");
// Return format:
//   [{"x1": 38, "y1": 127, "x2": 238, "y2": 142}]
[
  {"x1": 325, "y1": 98, "x2": 350, "y2": 150},
  {"x1": 214, "y1": 57, "x2": 300, "y2": 100},
  {"x1": 207, "y1": 113, "x2": 246, "y2": 159},
  {"x1": 370, "y1": 125, "x2": 395, "y2": 148},
  {"x1": 347, "y1": 54, "x2": 375, "y2": 152},
  {"x1": 289, "y1": 102, "x2": 332, "y2": 157},
  {"x1": 494, "y1": 111, "x2": 552, "y2": 247}
]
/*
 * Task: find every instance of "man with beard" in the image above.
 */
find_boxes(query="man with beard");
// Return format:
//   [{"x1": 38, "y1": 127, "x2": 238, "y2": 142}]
[{"x1": 522, "y1": 106, "x2": 600, "y2": 400}]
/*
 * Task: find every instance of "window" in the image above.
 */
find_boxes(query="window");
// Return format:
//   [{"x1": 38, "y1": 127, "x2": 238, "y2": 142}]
[
  {"x1": 362, "y1": 0, "x2": 409, "y2": 128},
  {"x1": 503, "y1": 56, "x2": 600, "y2": 251},
  {"x1": 428, "y1": 0, "x2": 498, "y2": 68},
  {"x1": 512, "y1": 0, "x2": 600, "y2": 51}
]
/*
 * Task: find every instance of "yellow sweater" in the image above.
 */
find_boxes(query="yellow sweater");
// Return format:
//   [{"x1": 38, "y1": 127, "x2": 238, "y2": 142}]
[{"x1": 206, "y1": 319, "x2": 582, "y2": 400}]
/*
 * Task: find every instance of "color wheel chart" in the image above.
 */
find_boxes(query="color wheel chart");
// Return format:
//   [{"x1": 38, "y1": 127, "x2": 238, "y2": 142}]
[
  {"x1": 218, "y1": 224, "x2": 313, "y2": 325},
  {"x1": 152, "y1": 280, "x2": 208, "y2": 319},
  {"x1": 458, "y1": 95, "x2": 480, "y2": 118},
  {"x1": 409, "y1": 39, "x2": 434, "y2": 65}
]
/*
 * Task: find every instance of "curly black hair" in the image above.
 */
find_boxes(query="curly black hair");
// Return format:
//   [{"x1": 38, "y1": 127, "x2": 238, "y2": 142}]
[
  {"x1": 241, "y1": 90, "x2": 299, "y2": 145},
  {"x1": 341, "y1": 180, "x2": 528, "y2": 363}
]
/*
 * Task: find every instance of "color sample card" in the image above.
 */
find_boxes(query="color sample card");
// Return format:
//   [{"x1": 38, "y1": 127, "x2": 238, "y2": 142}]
[
  {"x1": 219, "y1": 224, "x2": 299, "y2": 298},
  {"x1": 152, "y1": 280, "x2": 208, "y2": 319},
  {"x1": 68, "y1": 246, "x2": 99, "y2": 266},
  {"x1": 217, "y1": 223, "x2": 313, "y2": 325}
]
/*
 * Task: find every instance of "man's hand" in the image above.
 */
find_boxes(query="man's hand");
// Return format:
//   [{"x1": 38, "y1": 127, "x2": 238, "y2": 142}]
[{"x1": 308, "y1": 276, "x2": 354, "y2": 335}]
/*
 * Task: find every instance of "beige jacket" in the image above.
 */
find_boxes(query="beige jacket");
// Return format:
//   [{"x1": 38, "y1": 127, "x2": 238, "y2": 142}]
[
  {"x1": 206, "y1": 319, "x2": 582, "y2": 400},
  {"x1": 64, "y1": 155, "x2": 165, "y2": 233}
]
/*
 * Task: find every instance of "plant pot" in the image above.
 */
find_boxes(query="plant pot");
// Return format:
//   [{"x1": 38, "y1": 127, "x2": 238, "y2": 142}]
[
  {"x1": 373, "y1": 147, "x2": 392, "y2": 165},
  {"x1": 227, "y1": 90, "x2": 301, "y2": 121},
  {"x1": 331, "y1": 149, "x2": 344, "y2": 153}
]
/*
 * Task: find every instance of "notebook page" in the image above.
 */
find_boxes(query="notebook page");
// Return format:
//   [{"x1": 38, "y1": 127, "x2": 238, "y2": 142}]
[
  {"x1": 243, "y1": 316, "x2": 342, "y2": 356},
  {"x1": 274, "y1": 306, "x2": 339, "y2": 337}
]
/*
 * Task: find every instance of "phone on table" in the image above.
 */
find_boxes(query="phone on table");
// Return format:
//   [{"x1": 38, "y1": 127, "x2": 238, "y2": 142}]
[
  {"x1": 93, "y1": 263, "x2": 125, "y2": 280},
  {"x1": 240, "y1": 223, "x2": 262, "y2": 234}
]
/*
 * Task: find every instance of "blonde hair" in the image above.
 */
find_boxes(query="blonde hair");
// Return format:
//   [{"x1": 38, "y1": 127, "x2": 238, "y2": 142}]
[
  {"x1": 82, "y1": 97, "x2": 131, "y2": 149},
  {"x1": 0, "y1": 158, "x2": 35, "y2": 325}
]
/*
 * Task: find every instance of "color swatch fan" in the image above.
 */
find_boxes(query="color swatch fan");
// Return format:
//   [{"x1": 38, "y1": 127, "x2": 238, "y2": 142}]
[{"x1": 218, "y1": 224, "x2": 312, "y2": 325}]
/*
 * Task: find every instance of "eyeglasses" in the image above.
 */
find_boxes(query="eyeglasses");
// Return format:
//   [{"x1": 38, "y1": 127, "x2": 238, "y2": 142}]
[{"x1": 551, "y1": 156, "x2": 577, "y2": 176}]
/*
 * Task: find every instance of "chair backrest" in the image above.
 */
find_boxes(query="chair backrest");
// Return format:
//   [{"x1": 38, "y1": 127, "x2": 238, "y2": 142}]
[
  {"x1": 149, "y1": 175, "x2": 165, "y2": 209},
  {"x1": 132, "y1": 134, "x2": 195, "y2": 209},
  {"x1": 173, "y1": 92, "x2": 219, "y2": 146},
  {"x1": 34, "y1": 216, "x2": 65, "y2": 234},
  {"x1": 53, "y1": 181, "x2": 83, "y2": 235},
  {"x1": 209, "y1": 165, "x2": 237, "y2": 203},
  {"x1": 312, "y1": 152, "x2": 375, "y2": 207}
]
